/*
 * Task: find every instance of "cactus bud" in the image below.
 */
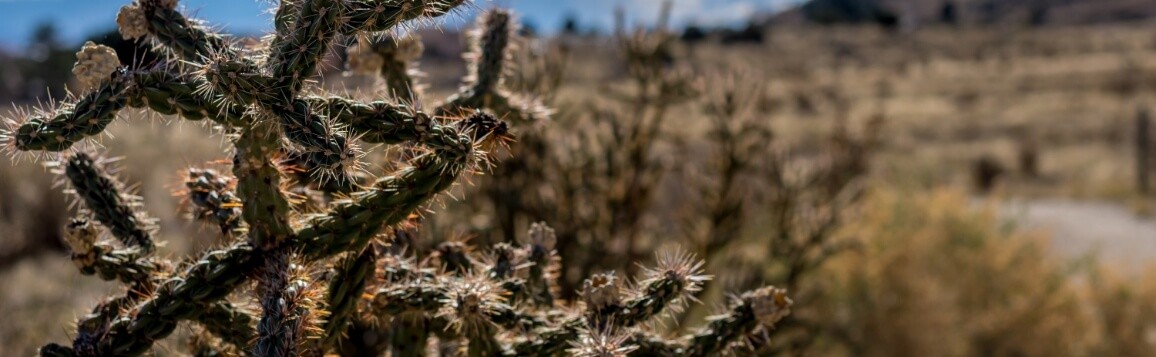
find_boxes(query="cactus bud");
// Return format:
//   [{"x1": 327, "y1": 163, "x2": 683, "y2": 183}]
[
  {"x1": 617, "y1": 249, "x2": 710, "y2": 326},
  {"x1": 524, "y1": 221, "x2": 557, "y2": 251},
  {"x1": 748, "y1": 286, "x2": 792, "y2": 327},
  {"x1": 522, "y1": 222, "x2": 560, "y2": 307},
  {"x1": 486, "y1": 242, "x2": 527, "y2": 280},
  {"x1": 434, "y1": 241, "x2": 474, "y2": 274},
  {"x1": 582, "y1": 273, "x2": 622, "y2": 314},
  {"x1": 72, "y1": 42, "x2": 121, "y2": 91}
]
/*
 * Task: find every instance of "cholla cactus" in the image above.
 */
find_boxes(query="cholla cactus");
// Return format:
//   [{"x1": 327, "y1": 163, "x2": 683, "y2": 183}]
[{"x1": 2, "y1": 1, "x2": 791, "y2": 356}]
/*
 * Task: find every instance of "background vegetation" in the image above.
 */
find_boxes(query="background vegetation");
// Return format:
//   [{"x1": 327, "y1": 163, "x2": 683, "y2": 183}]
[{"x1": 3, "y1": 0, "x2": 1156, "y2": 355}]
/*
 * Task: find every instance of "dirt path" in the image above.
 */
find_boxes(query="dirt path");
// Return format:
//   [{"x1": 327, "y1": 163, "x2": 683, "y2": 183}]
[{"x1": 1001, "y1": 198, "x2": 1156, "y2": 272}]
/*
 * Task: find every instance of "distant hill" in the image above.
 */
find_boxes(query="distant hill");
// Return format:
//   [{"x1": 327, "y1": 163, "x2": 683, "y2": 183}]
[{"x1": 770, "y1": 0, "x2": 1156, "y2": 26}]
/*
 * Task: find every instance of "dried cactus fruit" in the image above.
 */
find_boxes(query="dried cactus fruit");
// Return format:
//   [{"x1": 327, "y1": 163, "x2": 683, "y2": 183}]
[
  {"x1": 72, "y1": 42, "x2": 122, "y2": 91},
  {"x1": 116, "y1": 5, "x2": 149, "y2": 40}
]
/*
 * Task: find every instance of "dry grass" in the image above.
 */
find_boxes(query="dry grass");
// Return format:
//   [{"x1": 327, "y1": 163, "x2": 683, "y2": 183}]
[{"x1": 682, "y1": 25, "x2": 1156, "y2": 204}]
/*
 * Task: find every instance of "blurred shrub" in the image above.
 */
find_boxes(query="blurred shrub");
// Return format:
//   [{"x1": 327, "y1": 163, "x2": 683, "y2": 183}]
[{"x1": 799, "y1": 188, "x2": 1156, "y2": 356}]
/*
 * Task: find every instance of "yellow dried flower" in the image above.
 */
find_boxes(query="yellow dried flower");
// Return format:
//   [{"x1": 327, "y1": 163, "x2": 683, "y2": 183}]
[
  {"x1": 117, "y1": 5, "x2": 149, "y2": 40},
  {"x1": 72, "y1": 41, "x2": 121, "y2": 91}
]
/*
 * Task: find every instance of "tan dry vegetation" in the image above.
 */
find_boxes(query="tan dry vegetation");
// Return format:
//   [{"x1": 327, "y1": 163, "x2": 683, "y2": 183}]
[{"x1": 687, "y1": 25, "x2": 1156, "y2": 202}]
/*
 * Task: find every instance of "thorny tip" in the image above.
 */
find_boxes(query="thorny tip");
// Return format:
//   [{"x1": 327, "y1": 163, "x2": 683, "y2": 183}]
[
  {"x1": 568, "y1": 325, "x2": 639, "y2": 357},
  {"x1": 643, "y1": 247, "x2": 711, "y2": 295},
  {"x1": 438, "y1": 273, "x2": 504, "y2": 337}
]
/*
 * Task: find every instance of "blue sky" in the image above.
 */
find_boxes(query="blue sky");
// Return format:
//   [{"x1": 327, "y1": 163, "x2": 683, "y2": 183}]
[{"x1": 0, "y1": 0, "x2": 802, "y2": 50}]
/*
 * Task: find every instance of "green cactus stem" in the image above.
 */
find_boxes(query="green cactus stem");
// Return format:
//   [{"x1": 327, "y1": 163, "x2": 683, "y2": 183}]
[
  {"x1": 319, "y1": 245, "x2": 378, "y2": 352},
  {"x1": 196, "y1": 302, "x2": 258, "y2": 352},
  {"x1": 14, "y1": 71, "x2": 130, "y2": 152},
  {"x1": 63, "y1": 152, "x2": 156, "y2": 253},
  {"x1": 232, "y1": 119, "x2": 294, "y2": 249}
]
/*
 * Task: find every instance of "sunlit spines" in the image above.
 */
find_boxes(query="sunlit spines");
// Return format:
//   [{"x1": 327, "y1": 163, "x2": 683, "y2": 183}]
[
  {"x1": 267, "y1": 0, "x2": 341, "y2": 94},
  {"x1": 93, "y1": 242, "x2": 259, "y2": 355},
  {"x1": 256, "y1": 249, "x2": 321, "y2": 357},
  {"x1": 9, "y1": 43, "x2": 130, "y2": 155},
  {"x1": 437, "y1": 273, "x2": 506, "y2": 355},
  {"x1": 338, "y1": 0, "x2": 470, "y2": 35},
  {"x1": 680, "y1": 286, "x2": 792, "y2": 356},
  {"x1": 122, "y1": 0, "x2": 238, "y2": 61},
  {"x1": 623, "y1": 248, "x2": 711, "y2": 321},
  {"x1": 275, "y1": 99, "x2": 357, "y2": 172},
  {"x1": 465, "y1": 9, "x2": 514, "y2": 97},
  {"x1": 436, "y1": 8, "x2": 550, "y2": 125},
  {"x1": 307, "y1": 95, "x2": 433, "y2": 144},
  {"x1": 200, "y1": 54, "x2": 277, "y2": 106},
  {"x1": 75, "y1": 295, "x2": 145, "y2": 356},
  {"x1": 130, "y1": 63, "x2": 249, "y2": 126},
  {"x1": 293, "y1": 114, "x2": 495, "y2": 260},
  {"x1": 12, "y1": 70, "x2": 131, "y2": 153},
  {"x1": 567, "y1": 326, "x2": 638, "y2": 357},
  {"x1": 62, "y1": 218, "x2": 161, "y2": 286},
  {"x1": 198, "y1": 46, "x2": 358, "y2": 175}
]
